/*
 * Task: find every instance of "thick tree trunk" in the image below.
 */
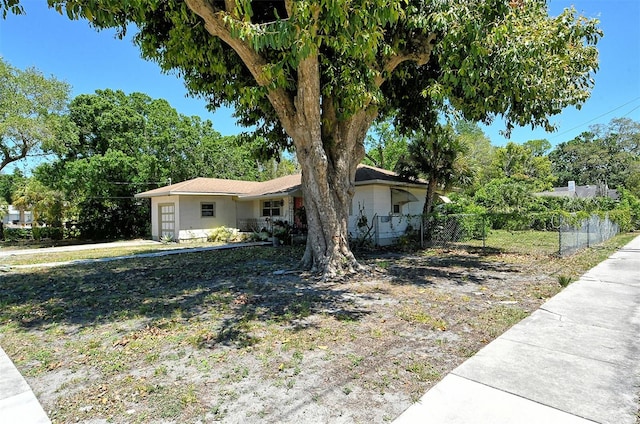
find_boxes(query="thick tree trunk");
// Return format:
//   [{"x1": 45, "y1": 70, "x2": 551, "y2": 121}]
[
  {"x1": 184, "y1": 0, "x2": 437, "y2": 279},
  {"x1": 297, "y1": 158, "x2": 362, "y2": 277},
  {"x1": 292, "y1": 102, "x2": 375, "y2": 278},
  {"x1": 262, "y1": 54, "x2": 374, "y2": 278}
]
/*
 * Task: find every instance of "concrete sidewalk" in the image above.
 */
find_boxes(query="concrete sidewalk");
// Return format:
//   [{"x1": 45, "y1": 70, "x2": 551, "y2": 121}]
[
  {"x1": 0, "y1": 347, "x2": 50, "y2": 424},
  {"x1": 0, "y1": 239, "x2": 161, "y2": 258},
  {"x1": 394, "y1": 236, "x2": 640, "y2": 424},
  {"x1": 1, "y1": 241, "x2": 271, "y2": 270}
]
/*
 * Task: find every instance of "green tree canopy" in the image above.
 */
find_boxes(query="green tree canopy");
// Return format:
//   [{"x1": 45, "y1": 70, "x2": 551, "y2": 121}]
[
  {"x1": 7, "y1": 0, "x2": 602, "y2": 277},
  {"x1": 488, "y1": 141, "x2": 555, "y2": 190},
  {"x1": 0, "y1": 168, "x2": 26, "y2": 204},
  {"x1": 363, "y1": 118, "x2": 409, "y2": 171},
  {"x1": 0, "y1": 57, "x2": 74, "y2": 172},
  {"x1": 38, "y1": 89, "x2": 264, "y2": 239},
  {"x1": 473, "y1": 177, "x2": 540, "y2": 214},
  {"x1": 549, "y1": 118, "x2": 640, "y2": 192},
  {"x1": 454, "y1": 120, "x2": 495, "y2": 188},
  {"x1": 11, "y1": 177, "x2": 65, "y2": 227}
]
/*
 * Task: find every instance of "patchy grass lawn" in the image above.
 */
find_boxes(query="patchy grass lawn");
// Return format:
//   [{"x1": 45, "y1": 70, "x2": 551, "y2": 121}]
[
  {"x1": 460, "y1": 229, "x2": 560, "y2": 256},
  {"x1": 0, "y1": 233, "x2": 636, "y2": 423}
]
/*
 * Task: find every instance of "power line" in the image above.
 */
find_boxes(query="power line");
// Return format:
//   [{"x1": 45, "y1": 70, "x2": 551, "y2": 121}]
[
  {"x1": 107, "y1": 181, "x2": 168, "y2": 185},
  {"x1": 621, "y1": 104, "x2": 640, "y2": 118},
  {"x1": 550, "y1": 96, "x2": 640, "y2": 140}
]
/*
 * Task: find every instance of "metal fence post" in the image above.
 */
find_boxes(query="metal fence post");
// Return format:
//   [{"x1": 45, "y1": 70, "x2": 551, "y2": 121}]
[
  {"x1": 558, "y1": 216, "x2": 562, "y2": 256},
  {"x1": 482, "y1": 215, "x2": 486, "y2": 250}
]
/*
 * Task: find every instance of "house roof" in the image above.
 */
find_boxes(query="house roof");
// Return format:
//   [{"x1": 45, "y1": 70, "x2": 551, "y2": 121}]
[
  {"x1": 135, "y1": 177, "x2": 262, "y2": 197},
  {"x1": 135, "y1": 164, "x2": 425, "y2": 199},
  {"x1": 241, "y1": 174, "x2": 302, "y2": 199}
]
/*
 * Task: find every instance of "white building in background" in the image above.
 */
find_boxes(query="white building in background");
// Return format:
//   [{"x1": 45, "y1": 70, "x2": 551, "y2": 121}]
[{"x1": 2, "y1": 205, "x2": 33, "y2": 226}]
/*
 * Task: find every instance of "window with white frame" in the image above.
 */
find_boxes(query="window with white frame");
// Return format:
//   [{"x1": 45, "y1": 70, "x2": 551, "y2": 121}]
[
  {"x1": 262, "y1": 199, "x2": 282, "y2": 217},
  {"x1": 201, "y1": 202, "x2": 216, "y2": 217}
]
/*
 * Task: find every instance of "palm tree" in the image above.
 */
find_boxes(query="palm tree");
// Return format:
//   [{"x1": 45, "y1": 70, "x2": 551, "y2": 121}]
[{"x1": 395, "y1": 124, "x2": 472, "y2": 217}]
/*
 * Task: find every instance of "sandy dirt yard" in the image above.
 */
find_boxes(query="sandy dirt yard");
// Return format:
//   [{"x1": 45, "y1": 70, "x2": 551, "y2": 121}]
[{"x1": 0, "y1": 244, "x2": 581, "y2": 423}]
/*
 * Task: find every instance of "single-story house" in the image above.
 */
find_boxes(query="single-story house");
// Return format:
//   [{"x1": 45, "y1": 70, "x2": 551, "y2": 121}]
[
  {"x1": 535, "y1": 180, "x2": 619, "y2": 200},
  {"x1": 2, "y1": 205, "x2": 33, "y2": 226},
  {"x1": 135, "y1": 164, "x2": 427, "y2": 246}
]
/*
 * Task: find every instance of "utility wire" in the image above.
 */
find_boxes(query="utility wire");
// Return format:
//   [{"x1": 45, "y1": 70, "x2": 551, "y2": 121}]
[
  {"x1": 621, "y1": 104, "x2": 640, "y2": 118},
  {"x1": 550, "y1": 96, "x2": 640, "y2": 140}
]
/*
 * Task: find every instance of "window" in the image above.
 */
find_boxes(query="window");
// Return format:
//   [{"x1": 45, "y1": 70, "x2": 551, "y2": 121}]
[
  {"x1": 393, "y1": 204, "x2": 401, "y2": 214},
  {"x1": 201, "y1": 202, "x2": 215, "y2": 217},
  {"x1": 262, "y1": 199, "x2": 282, "y2": 217}
]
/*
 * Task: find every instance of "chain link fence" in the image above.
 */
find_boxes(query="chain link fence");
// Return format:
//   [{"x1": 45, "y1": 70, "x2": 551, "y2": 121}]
[
  {"x1": 558, "y1": 214, "x2": 619, "y2": 256},
  {"x1": 415, "y1": 212, "x2": 619, "y2": 256}
]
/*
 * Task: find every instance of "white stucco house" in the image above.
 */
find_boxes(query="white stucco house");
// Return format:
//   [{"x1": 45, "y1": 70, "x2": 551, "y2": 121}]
[
  {"x1": 535, "y1": 180, "x2": 619, "y2": 200},
  {"x1": 135, "y1": 164, "x2": 427, "y2": 246},
  {"x1": 2, "y1": 205, "x2": 33, "y2": 226}
]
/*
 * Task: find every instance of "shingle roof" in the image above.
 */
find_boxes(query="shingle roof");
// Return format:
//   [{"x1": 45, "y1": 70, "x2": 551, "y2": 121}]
[
  {"x1": 135, "y1": 177, "x2": 262, "y2": 197},
  {"x1": 136, "y1": 164, "x2": 424, "y2": 199},
  {"x1": 243, "y1": 174, "x2": 302, "y2": 197},
  {"x1": 355, "y1": 165, "x2": 404, "y2": 182}
]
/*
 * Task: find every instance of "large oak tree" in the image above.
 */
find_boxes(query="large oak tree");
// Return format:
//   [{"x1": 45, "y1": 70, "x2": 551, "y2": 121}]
[
  {"x1": 5, "y1": 0, "x2": 601, "y2": 277},
  {"x1": 0, "y1": 57, "x2": 73, "y2": 172}
]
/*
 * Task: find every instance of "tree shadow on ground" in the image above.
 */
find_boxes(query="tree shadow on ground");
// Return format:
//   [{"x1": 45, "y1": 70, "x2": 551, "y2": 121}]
[
  {"x1": 0, "y1": 247, "x2": 369, "y2": 346},
  {"x1": 363, "y1": 250, "x2": 521, "y2": 288}
]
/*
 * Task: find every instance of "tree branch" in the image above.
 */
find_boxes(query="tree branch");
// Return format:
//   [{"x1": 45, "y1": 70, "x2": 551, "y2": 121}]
[
  {"x1": 375, "y1": 32, "x2": 438, "y2": 87},
  {"x1": 295, "y1": 53, "x2": 321, "y2": 134},
  {"x1": 0, "y1": 136, "x2": 30, "y2": 172},
  {"x1": 184, "y1": 0, "x2": 296, "y2": 130}
]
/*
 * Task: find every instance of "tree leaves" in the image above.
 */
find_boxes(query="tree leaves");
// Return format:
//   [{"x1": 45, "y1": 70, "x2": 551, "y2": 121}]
[{"x1": 0, "y1": 58, "x2": 72, "y2": 172}]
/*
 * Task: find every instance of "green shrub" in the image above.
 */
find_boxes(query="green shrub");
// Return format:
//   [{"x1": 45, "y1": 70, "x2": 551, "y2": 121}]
[
  {"x1": 3, "y1": 227, "x2": 32, "y2": 242},
  {"x1": 207, "y1": 227, "x2": 235, "y2": 243},
  {"x1": 64, "y1": 226, "x2": 80, "y2": 239},
  {"x1": 272, "y1": 220, "x2": 292, "y2": 245},
  {"x1": 608, "y1": 209, "x2": 632, "y2": 232},
  {"x1": 32, "y1": 226, "x2": 64, "y2": 241}
]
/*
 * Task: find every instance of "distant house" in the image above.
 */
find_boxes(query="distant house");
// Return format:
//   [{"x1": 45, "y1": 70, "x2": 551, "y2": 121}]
[
  {"x1": 2, "y1": 205, "x2": 33, "y2": 226},
  {"x1": 535, "y1": 181, "x2": 619, "y2": 200},
  {"x1": 135, "y1": 164, "x2": 427, "y2": 246}
]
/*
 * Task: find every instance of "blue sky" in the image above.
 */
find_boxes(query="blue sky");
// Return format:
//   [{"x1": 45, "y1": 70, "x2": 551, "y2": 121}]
[{"x1": 1, "y1": 1, "x2": 639, "y2": 156}]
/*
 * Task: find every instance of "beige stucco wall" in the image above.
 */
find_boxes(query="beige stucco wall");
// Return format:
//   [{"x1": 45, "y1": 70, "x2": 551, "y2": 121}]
[
  {"x1": 177, "y1": 195, "x2": 238, "y2": 241},
  {"x1": 146, "y1": 185, "x2": 425, "y2": 245},
  {"x1": 150, "y1": 195, "x2": 180, "y2": 241},
  {"x1": 237, "y1": 196, "x2": 294, "y2": 226}
]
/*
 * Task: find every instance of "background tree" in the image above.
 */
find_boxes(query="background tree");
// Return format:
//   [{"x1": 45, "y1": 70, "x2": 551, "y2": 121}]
[
  {"x1": 0, "y1": 57, "x2": 74, "y2": 172},
  {"x1": 38, "y1": 89, "x2": 265, "y2": 239},
  {"x1": 523, "y1": 139, "x2": 552, "y2": 157},
  {"x1": 11, "y1": 178, "x2": 65, "y2": 227},
  {"x1": 488, "y1": 141, "x2": 555, "y2": 190},
  {"x1": 474, "y1": 177, "x2": 540, "y2": 215},
  {"x1": 455, "y1": 120, "x2": 495, "y2": 188},
  {"x1": 549, "y1": 118, "x2": 640, "y2": 191},
  {"x1": 7, "y1": 0, "x2": 601, "y2": 277},
  {"x1": 363, "y1": 118, "x2": 409, "y2": 171},
  {"x1": 0, "y1": 168, "x2": 26, "y2": 204}
]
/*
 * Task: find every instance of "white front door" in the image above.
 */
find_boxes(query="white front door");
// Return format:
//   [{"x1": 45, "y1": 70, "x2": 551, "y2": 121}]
[{"x1": 158, "y1": 203, "x2": 176, "y2": 240}]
